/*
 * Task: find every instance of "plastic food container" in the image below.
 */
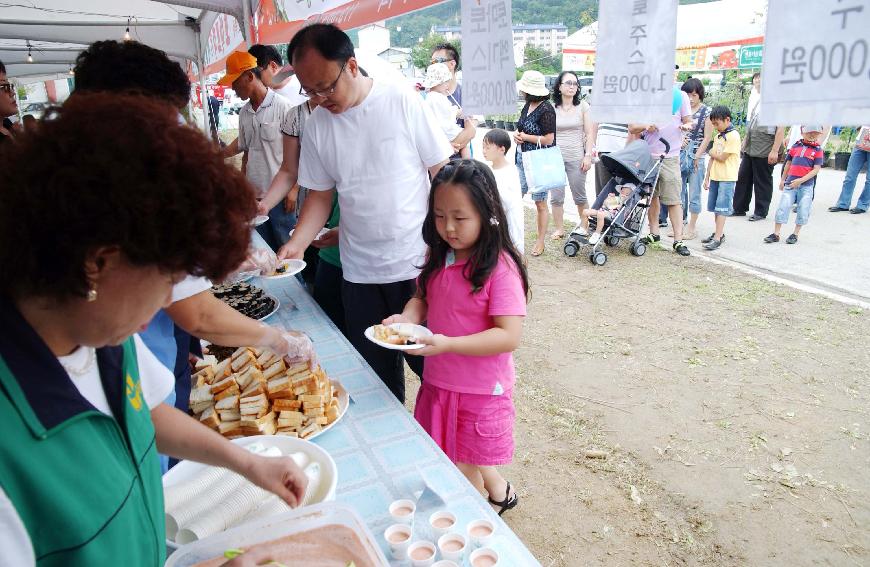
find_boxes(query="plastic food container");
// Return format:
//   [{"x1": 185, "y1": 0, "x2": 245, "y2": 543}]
[
  {"x1": 163, "y1": 435, "x2": 337, "y2": 552},
  {"x1": 165, "y1": 502, "x2": 388, "y2": 567}
]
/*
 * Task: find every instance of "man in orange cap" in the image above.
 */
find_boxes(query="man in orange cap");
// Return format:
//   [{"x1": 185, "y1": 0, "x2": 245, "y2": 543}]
[{"x1": 220, "y1": 51, "x2": 297, "y2": 251}]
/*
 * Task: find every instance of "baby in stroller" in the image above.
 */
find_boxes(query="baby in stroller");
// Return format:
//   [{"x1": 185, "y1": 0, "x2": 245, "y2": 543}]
[{"x1": 585, "y1": 183, "x2": 636, "y2": 245}]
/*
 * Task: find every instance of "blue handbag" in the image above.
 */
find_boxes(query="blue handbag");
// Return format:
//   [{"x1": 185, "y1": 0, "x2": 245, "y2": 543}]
[{"x1": 520, "y1": 143, "x2": 567, "y2": 193}]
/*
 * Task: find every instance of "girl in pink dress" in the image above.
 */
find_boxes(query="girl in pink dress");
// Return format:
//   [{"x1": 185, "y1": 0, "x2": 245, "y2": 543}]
[{"x1": 384, "y1": 159, "x2": 529, "y2": 515}]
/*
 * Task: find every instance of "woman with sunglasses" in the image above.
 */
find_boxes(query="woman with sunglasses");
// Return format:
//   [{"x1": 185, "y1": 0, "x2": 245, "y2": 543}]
[
  {"x1": 0, "y1": 60, "x2": 18, "y2": 144},
  {"x1": 550, "y1": 71, "x2": 593, "y2": 240}
]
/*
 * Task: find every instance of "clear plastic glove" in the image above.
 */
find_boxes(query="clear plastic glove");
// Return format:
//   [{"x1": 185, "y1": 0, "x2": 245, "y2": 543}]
[
  {"x1": 248, "y1": 248, "x2": 278, "y2": 276},
  {"x1": 258, "y1": 326, "x2": 317, "y2": 367}
]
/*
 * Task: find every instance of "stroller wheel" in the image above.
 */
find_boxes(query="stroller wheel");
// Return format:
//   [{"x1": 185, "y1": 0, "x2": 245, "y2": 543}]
[
  {"x1": 605, "y1": 235, "x2": 620, "y2": 247},
  {"x1": 631, "y1": 241, "x2": 647, "y2": 257},
  {"x1": 590, "y1": 251, "x2": 607, "y2": 266},
  {"x1": 564, "y1": 241, "x2": 579, "y2": 257}
]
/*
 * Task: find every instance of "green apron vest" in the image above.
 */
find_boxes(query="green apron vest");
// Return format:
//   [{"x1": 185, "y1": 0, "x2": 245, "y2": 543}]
[{"x1": 0, "y1": 338, "x2": 166, "y2": 566}]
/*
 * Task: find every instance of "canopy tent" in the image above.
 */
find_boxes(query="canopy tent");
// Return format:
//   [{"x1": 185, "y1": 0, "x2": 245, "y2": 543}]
[
  {"x1": 562, "y1": 0, "x2": 766, "y2": 72},
  {"x1": 1, "y1": 0, "x2": 444, "y2": 124}
]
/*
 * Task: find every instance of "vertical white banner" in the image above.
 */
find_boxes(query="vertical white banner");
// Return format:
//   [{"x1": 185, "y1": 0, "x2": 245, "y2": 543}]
[
  {"x1": 760, "y1": 0, "x2": 870, "y2": 126},
  {"x1": 460, "y1": 0, "x2": 517, "y2": 116},
  {"x1": 589, "y1": 0, "x2": 678, "y2": 124}
]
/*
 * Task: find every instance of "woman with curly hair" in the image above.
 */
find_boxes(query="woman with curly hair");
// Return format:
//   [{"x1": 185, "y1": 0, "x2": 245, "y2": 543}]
[{"x1": 0, "y1": 94, "x2": 307, "y2": 566}]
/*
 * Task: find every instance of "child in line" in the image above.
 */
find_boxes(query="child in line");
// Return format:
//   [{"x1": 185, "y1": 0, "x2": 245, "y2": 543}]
[
  {"x1": 423, "y1": 63, "x2": 471, "y2": 158},
  {"x1": 384, "y1": 159, "x2": 529, "y2": 516},
  {"x1": 764, "y1": 125, "x2": 824, "y2": 244},
  {"x1": 481, "y1": 128, "x2": 525, "y2": 253},
  {"x1": 701, "y1": 105, "x2": 741, "y2": 251},
  {"x1": 583, "y1": 183, "x2": 635, "y2": 245}
]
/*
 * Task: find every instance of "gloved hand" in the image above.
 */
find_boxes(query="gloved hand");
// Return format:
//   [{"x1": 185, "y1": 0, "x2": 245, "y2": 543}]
[
  {"x1": 257, "y1": 326, "x2": 317, "y2": 368},
  {"x1": 247, "y1": 248, "x2": 278, "y2": 276}
]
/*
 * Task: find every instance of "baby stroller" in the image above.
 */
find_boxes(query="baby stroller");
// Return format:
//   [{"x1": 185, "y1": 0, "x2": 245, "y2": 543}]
[{"x1": 563, "y1": 139, "x2": 670, "y2": 266}]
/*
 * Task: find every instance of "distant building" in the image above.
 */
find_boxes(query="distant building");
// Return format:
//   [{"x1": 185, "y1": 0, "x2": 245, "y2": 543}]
[
  {"x1": 378, "y1": 46, "x2": 414, "y2": 78},
  {"x1": 431, "y1": 23, "x2": 569, "y2": 55}
]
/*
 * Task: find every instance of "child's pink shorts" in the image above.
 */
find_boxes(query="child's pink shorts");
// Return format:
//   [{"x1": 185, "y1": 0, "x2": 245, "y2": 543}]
[{"x1": 414, "y1": 382, "x2": 515, "y2": 466}]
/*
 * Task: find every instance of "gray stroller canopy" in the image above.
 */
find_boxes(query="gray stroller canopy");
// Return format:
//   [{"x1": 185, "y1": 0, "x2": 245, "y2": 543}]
[{"x1": 600, "y1": 140, "x2": 657, "y2": 185}]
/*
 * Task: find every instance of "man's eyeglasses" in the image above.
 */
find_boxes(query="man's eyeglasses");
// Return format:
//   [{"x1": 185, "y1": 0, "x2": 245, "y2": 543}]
[
  {"x1": 0, "y1": 83, "x2": 14, "y2": 95},
  {"x1": 561, "y1": 80, "x2": 578, "y2": 87},
  {"x1": 299, "y1": 60, "x2": 347, "y2": 98},
  {"x1": 430, "y1": 57, "x2": 454, "y2": 64}
]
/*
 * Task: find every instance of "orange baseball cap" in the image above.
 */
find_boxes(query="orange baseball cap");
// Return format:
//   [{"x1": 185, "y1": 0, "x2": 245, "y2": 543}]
[{"x1": 217, "y1": 51, "x2": 258, "y2": 87}]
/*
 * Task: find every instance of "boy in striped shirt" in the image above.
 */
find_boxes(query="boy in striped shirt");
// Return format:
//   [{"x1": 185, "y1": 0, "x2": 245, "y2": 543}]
[{"x1": 763, "y1": 126, "x2": 825, "y2": 244}]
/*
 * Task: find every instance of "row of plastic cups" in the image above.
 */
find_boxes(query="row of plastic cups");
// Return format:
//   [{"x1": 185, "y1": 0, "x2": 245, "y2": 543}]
[{"x1": 385, "y1": 520, "x2": 498, "y2": 562}]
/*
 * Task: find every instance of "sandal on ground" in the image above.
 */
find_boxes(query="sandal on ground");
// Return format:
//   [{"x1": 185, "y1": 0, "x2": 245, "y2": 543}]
[
  {"x1": 488, "y1": 481, "x2": 519, "y2": 516},
  {"x1": 531, "y1": 243, "x2": 544, "y2": 256},
  {"x1": 550, "y1": 231, "x2": 565, "y2": 240}
]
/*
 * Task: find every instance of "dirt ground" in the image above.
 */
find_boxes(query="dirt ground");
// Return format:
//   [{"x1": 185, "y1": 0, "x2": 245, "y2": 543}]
[{"x1": 406, "y1": 210, "x2": 870, "y2": 567}]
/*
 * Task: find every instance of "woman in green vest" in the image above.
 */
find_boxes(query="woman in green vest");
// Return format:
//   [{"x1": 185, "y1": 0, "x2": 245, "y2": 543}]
[{"x1": 0, "y1": 94, "x2": 307, "y2": 567}]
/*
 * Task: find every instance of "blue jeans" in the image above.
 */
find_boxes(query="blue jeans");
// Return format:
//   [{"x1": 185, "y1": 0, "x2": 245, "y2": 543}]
[
  {"x1": 687, "y1": 156, "x2": 706, "y2": 215},
  {"x1": 834, "y1": 148, "x2": 870, "y2": 211},
  {"x1": 775, "y1": 183, "x2": 814, "y2": 226},
  {"x1": 708, "y1": 180, "x2": 735, "y2": 216},
  {"x1": 256, "y1": 201, "x2": 297, "y2": 251}
]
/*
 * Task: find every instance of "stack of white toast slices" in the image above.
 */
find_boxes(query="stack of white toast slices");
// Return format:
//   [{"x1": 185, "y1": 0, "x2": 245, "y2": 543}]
[{"x1": 189, "y1": 346, "x2": 341, "y2": 439}]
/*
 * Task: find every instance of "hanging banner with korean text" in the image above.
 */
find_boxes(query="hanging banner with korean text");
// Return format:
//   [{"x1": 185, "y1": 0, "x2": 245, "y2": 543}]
[
  {"x1": 590, "y1": 0, "x2": 678, "y2": 123},
  {"x1": 759, "y1": 0, "x2": 870, "y2": 126},
  {"x1": 459, "y1": 0, "x2": 517, "y2": 116}
]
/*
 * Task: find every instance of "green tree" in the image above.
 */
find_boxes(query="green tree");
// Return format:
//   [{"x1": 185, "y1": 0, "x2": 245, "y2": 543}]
[
  {"x1": 518, "y1": 44, "x2": 559, "y2": 77},
  {"x1": 411, "y1": 33, "x2": 459, "y2": 70}
]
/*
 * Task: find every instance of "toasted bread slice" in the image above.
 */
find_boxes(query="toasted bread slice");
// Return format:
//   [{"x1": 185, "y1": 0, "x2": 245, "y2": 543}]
[
  {"x1": 191, "y1": 400, "x2": 213, "y2": 415},
  {"x1": 262, "y1": 359, "x2": 286, "y2": 381},
  {"x1": 215, "y1": 394, "x2": 239, "y2": 411},
  {"x1": 276, "y1": 430, "x2": 299, "y2": 438},
  {"x1": 214, "y1": 357, "x2": 232, "y2": 379},
  {"x1": 218, "y1": 420, "x2": 241, "y2": 434},
  {"x1": 303, "y1": 406, "x2": 325, "y2": 417},
  {"x1": 195, "y1": 354, "x2": 217, "y2": 369},
  {"x1": 214, "y1": 383, "x2": 240, "y2": 401},
  {"x1": 272, "y1": 398, "x2": 302, "y2": 412},
  {"x1": 218, "y1": 409, "x2": 241, "y2": 422},
  {"x1": 299, "y1": 421, "x2": 322, "y2": 439},
  {"x1": 210, "y1": 375, "x2": 237, "y2": 394},
  {"x1": 256, "y1": 350, "x2": 278, "y2": 368},
  {"x1": 231, "y1": 350, "x2": 255, "y2": 372},
  {"x1": 192, "y1": 365, "x2": 215, "y2": 384},
  {"x1": 189, "y1": 386, "x2": 213, "y2": 406},
  {"x1": 237, "y1": 365, "x2": 263, "y2": 389},
  {"x1": 240, "y1": 411, "x2": 275, "y2": 429},
  {"x1": 240, "y1": 381, "x2": 266, "y2": 398},
  {"x1": 314, "y1": 416, "x2": 328, "y2": 426},
  {"x1": 199, "y1": 406, "x2": 220, "y2": 429},
  {"x1": 325, "y1": 404, "x2": 340, "y2": 422}
]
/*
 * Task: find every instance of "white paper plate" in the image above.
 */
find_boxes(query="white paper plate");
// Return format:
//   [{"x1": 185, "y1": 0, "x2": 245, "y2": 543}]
[
  {"x1": 261, "y1": 259, "x2": 306, "y2": 279},
  {"x1": 288, "y1": 227, "x2": 330, "y2": 241},
  {"x1": 163, "y1": 436, "x2": 338, "y2": 551},
  {"x1": 251, "y1": 215, "x2": 269, "y2": 227},
  {"x1": 364, "y1": 323, "x2": 433, "y2": 351}
]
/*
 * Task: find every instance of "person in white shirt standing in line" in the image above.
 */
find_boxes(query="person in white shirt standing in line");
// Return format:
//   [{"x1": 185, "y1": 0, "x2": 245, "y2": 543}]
[
  {"x1": 221, "y1": 51, "x2": 297, "y2": 252},
  {"x1": 278, "y1": 24, "x2": 452, "y2": 402}
]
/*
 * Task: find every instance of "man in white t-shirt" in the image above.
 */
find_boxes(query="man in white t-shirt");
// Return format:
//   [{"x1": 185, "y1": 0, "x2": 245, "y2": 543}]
[{"x1": 278, "y1": 24, "x2": 452, "y2": 402}]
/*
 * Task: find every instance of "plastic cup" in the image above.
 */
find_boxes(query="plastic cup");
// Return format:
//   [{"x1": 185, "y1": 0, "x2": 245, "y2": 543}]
[
  {"x1": 437, "y1": 532, "x2": 467, "y2": 561},
  {"x1": 407, "y1": 540, "x2": 437, "y2": 566},
  {"x1": 429, "y1": 510, "x2": 457, "y2": 538},
  {"x1": 466, "y1": 519, "x2": 496, "y2": 549},
  {"x1": 469, "y1": 547, "x2": 500, "y2": 567},
  {"x1": 389, "y1": 498, "x2": 416, "y2": 525},
  {"x1": 384, "y1": 523, "x2": 413, "y2": 560}
]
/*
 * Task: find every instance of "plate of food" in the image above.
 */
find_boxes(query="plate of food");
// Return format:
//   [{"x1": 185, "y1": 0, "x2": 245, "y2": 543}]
[
  {"x1": 189, "y1": 346, "x2": 349, "y2": 442},
  {"x1": 261, "y1": 258, "x2": 306, "y2": 279},
  {"x1": 251, "y1": 215, "x2": 269, "y2": 227},
  {"x1": 364, "y1": 323, "x2": 433, "y2": 351},
  {"x1": 211, "y1": 282, "x2": 281, "y2": 321}
]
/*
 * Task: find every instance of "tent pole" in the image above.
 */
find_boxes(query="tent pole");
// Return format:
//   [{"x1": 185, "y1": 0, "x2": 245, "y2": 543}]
[
  {"x1": 242, "y1": 0, "x2": 256, "y2": 43},
  {"x1": 192, "y1": 22, "x2": 210, "y2": 135}
]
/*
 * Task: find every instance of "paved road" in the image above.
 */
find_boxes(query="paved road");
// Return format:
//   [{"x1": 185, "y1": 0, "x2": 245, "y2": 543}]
[{"x1": 472, "y1": 131, "x2": 870, "y2": 302}]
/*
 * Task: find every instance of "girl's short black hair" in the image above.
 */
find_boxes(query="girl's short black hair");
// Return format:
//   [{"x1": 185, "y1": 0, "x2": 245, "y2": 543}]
[
  {"x1": 552, "y1": 71, "x2": 581, "y2": 107},
  {"x1": 709, "y1": 105, "x2": 732, "y2": 121},
  {"x1": 483, "y1": 129, "x2": 511, "y2": 153},
  {"x1": 524, "y1": 92, "x2": 549, "y2": 103},
  {"x1": 681, "y1": 77, "x2": 705, "y2": 101},
  {"x1": 418, "y1": 160, "x2": 529, "y2": 301}
]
